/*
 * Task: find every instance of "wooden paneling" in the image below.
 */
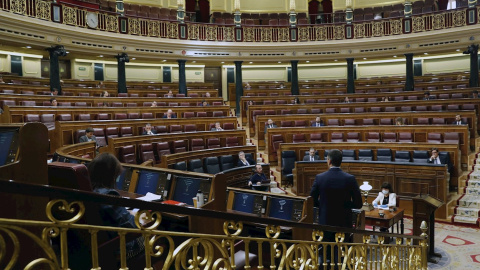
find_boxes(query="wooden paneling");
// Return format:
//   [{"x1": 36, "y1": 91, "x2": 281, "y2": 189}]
[{"x1": 294, "y1": 161, "x2": 448, "y2": 219}]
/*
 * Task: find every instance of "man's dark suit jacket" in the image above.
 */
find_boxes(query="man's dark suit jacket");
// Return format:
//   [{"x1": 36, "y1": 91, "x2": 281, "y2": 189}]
[
  {"x1": 303, "y1": 155, "x2": 320, "y2": 161},
  {"x1": 427, "y1": 154, "x2": 453, "y2": 173},
  {"x1": 452, "y1": 120, "x2": 467, "y2": 125},
  {"x1": 237, "y1": 158, "x2": 255, "y2": 167},
  {"x1": 142, "y1": 130, "x2": 157, "y2": 135},
  {"x1": 79, "y1": 135, "x2": 97, "y2": 143},
  {"x1": 162, "y1": 115, "x2": 177, "y2": 119},
  {"x1": 311, "y1": 122, "x2": 325, "y2": 127},
  {"x1": 264, "y1": 124, "x2": 277, "y2": 133},
  {"x1": 310, "y1": 167, "x2": 362, "y2": 227}
]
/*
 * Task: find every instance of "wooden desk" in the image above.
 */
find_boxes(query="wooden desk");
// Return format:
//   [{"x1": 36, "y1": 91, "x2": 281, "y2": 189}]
[
  {"x1": 365, "y1": 208, "x2": 404, "y2": 234},
  {"x1": 294, "y1": 161, "x2": 448, "y2": 219},
  {"x1": 245, "y1": 98, "x2": 480, "y2": 131},
  {"x1": 254, "y1": 110, "x2": 477, "y2": 144}
]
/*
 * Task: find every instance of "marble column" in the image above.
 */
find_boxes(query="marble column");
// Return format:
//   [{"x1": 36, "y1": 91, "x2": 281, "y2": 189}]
[{"x1": 178, "y1": 59, "x2": 187, "y2": 94}]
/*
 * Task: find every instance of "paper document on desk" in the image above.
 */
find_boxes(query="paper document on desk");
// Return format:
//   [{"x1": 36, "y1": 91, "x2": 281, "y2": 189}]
[
  {"x1": 376, "y1": 205, "x2": 389, "y2": 210},
  {"x1": 137, "y1": 192, "x2": 162, "y2": 202}
]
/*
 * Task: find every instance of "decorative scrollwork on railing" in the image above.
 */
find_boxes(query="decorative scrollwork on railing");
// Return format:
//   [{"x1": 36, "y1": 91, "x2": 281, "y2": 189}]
[
  {"x1": 354, "y1": 24, "x2": 365, "y2": 38},
  {"x1": 134, "y1": 210, "x2": 162, "y2": 230},
  {"x1": 433, "y1": 13, "x2": 446, "y2": 29},
  {"x1": 261, "y1": 28, "x2": 272, "y2": 42},
  {"x1": 223, "y1": 220, "x2": 243, "y2": 237},
  {"x1": 382, "y1": 246, "x2": 400, "y2": 269},
  {"x1": 129, "y1": 18, "x2": 140, "y2": 35},
  {"x1": 0, "y1": 225, "x2": 59, "y2": 269},
  {"x1": 344, "y1": 245, "x2": 367, "y2": 270},
  {"x1": 105, "y1": 14, "x2": 118, "y2": 32},
  {"x1": 46, "y1": 199, "x2": 85, "y2": 224},
  {"x1": 191, "y1": 24, "x2": 201, "y2": 40},
  {"x1": 10, "y1": 0, "x2": 26, "y2": 14},
  {"x1": 173, "y1": 238, "x2": 230, "y2": 270},
  {"x1": 454, "y1": 9, "x2": 467, "y2": 27},
  {"x1": 265, "y1": 225, "x2": 281, "y2": 239},
  {"x1": 223, "y1": 26, "x2": 235, "y2": 41},
  {"x1": 315, "y1": 26, "x2": 327, "y2": 41},
  {"x1": 148, "y1": 20, "x2": 159, "y2": 36},
  {"x1": 412, "y1": 16, "x2": 425, "y2": 32},
  {"x1": 284, "y1": 243, "x2": 318, "y2": 270},
  {"x1": 63, "y1": 6, "x2": 77, "y2": 26},
  {"x1": 333, "y1": 25, "x2": 345, "y2": 40},
  {"x1": 35, "y1": 0, "x2": 50, "y2": 21},
  {"x1": 390, "y1": 19, "x2": 403, "y2": 35},
  {"x1": 312, "y1": 229, "x2": 324, "y2": 242},
  {"x1": 278, "y1": 28, "x2": 290, "y2": 42},
  {"x1": 167, "y1": 23, "x2": 178, "y2": 39},
  {"x1": 372, "y1": 21, "x2": 384, "y2": 37},
  {"x1": 205, "y1": 25, "x2": 217, "y2": 41},
  {"x1": 243, "y1": 27, "x2": 255, "y2": 42}
]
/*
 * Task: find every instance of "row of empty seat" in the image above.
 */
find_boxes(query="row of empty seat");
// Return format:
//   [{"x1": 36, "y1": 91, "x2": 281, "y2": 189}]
[
  {"x1": 24, "y1": 112, "x2": 228, "y2": 127},
  {"x1": 271, "y1": 132, "x2": 460, "y2": 154},
  {"x1": 0, "y1": 90, "x2": 215, "y2": 98},
  {"x1": 118, "y1": 137, "x2": 242, "y2": 165},
  {"x1": 0, "y1": 99, "x2": 223, "y2": 109},
  {"x1": 282, "y1": 148, "x2": 450, "y2": 163},
  {"x1": 74, "y1": 124, "x2": 237, "y2": 146},
  {"x1": 170, "y1": 153, "x2": 255, "y2": 175},
  {"x1": 251, "y1": 105, "x2": 474, "y2": 124},
  {"x1": 272, "y1": 117, "x2": 467, "y2": 127}
]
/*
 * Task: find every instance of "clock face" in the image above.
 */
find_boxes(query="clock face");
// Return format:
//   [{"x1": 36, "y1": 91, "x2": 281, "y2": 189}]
[{"x1": 86, "y1": 12, "x2": 98, "y2": 28}]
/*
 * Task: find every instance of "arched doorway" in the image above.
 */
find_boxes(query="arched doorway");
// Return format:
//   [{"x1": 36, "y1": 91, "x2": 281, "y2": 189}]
[{"x1": 186, "y1": 0, "x2": 210, "y2": 23}]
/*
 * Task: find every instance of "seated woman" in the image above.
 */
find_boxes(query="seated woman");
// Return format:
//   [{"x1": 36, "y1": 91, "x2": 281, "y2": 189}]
[
  {"x1": 372, "y1": 182, "x2": 397, "y2": 208},
  {"x1": 87, "y1": 153, "x2": 147, "y2": 268}
]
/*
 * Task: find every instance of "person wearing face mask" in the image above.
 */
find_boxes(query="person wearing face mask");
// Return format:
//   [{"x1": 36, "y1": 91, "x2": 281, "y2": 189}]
[{"x1": 372, "y1": 182, "x2": 397, "y2": 208}]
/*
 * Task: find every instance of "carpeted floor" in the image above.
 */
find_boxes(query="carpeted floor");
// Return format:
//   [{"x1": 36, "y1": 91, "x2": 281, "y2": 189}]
[{"x1": 367, "y1": 218, "x2": 480, "y2": 269}]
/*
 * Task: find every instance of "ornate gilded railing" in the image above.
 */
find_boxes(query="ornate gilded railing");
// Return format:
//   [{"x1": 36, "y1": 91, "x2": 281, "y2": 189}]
[
  {"x1": 0, "y1": 0, "x2": 475, "y2": 42},
  {"x1": 0, "y1": 179, "x2": 428, "y2": 269}
]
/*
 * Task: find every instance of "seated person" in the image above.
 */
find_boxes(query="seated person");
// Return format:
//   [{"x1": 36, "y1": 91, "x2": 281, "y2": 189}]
[
  {"x1": 264, "y1": 119, "x2": 277, "y2": 133},
  {"x1": 472, "y1": 90, "x2": 479, "y2": 98},
  {"x1": 162, "y1": 109, "x2": 176, "y2": 119},
  {"x1": 97, "y1": 81, "x2": 105, "y2": 89},
  {"x1": 303, "y1": 148, "x2": 320, "y2": 161},
  {"x1": 293, "y1": 97, "x2": 300, "y2": 104},
  {"x1": 211, "y1": 122, "x2": 224, "y2": 131},
  {"x1": 245, "y1": 82, "x2": 251, "y2": 89},
  {"x1": 279, "y1": 83, "x2": 285, "y2": 89},
  {"x1": 452, "y1": 114, "x2": 466, "y2": 125},
  {"x1": 0, "y1": 76, "x2": 4, "y2": 83},
  {"x1": 205, "y1": 92, "x2": 211, "y2": 97},
  {"x1": 344, "y1": 97, "x2": 351, "y2": 103},
  {"x1": 166, "y1": 90, "x2": 173, "y2": 98},
  {"x1": 372, "y1": 182, "x2": 397, "y2": 208},
  {"x1": 79, "y1": 127, "x2": 97, "y2": 144},
  {"x1": 87, "y1": 153, "x2": 148, "y2": 268},
  {"x1": 427, "y1": 147, "x2": 453, "y2": 173},
  {"x1": 312, "y1": 116, "x2": 324, "y2": 127},
  {"x1": 150, "y1": 101, "x2": 157, "y2": 107},
  {"x1": 395, "y1": 117, "x2": 404, "y2": 126},
  {"x1": 237, "y1": 151, "x2": 255, "y2": 167},
  {"x1": 201, "y1": 100, "x2": 209, "y2": 107},
  {"x1": 423, "y1": 91, "x2": 431, "y2": 100},
  {"x1": 142, "y1": 123, "x2": 156, "y2": 135},
  {"x1": 51, "y1": 88, "x2": 59, "y2": 96},
  {"x1": 248, "y1": 164, "x2": 269, "y2": 191},
  {"x1": 100, "y1": 90, "x2": 109, "y2": 97},
  {"x1": 50, "y1": 98, "x2": 58, "y2": 107}
]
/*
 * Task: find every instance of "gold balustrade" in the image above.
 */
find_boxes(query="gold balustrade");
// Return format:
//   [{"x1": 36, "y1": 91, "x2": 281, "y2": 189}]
[
  {"x1": 0, "y1": 179, "x2": 428, "y2": 270},
  {"x1": 0, "y1": 0, "x2": 474, "y2": 42}
]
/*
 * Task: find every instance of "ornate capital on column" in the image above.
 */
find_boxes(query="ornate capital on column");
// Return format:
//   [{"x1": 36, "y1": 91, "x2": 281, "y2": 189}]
[{"x1": 115, "y1": 53, "x2": 129, "y2": 63}]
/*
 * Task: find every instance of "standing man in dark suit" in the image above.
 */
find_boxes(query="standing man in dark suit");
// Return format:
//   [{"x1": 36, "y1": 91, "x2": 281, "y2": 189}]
[
  {"x1": 303, "y1": 148, "x2": 320, "y2": 161},
  {"x1": 452, "y1": 114, "x2": 466, "y2": 125},
  {"x1": 310, "y1": 149, "x2": 362, "y2": 229},
  {"x1": 310, "y1": 149, "x2": 362, "y2": 265},
  {"x1": 264, "y1": 119, "x2": 277, "y2": 133}
]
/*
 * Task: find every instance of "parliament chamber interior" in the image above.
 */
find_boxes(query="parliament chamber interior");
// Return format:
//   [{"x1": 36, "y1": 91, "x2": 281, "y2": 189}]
[{"x1": 1, "y1": 0, "x2": 480, "y2": 269}]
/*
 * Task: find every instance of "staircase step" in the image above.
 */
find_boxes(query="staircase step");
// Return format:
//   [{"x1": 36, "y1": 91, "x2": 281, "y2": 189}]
[
  {"x1": 454, "y1": 207, "x2": 480, "y2": 217},
  {"x1": 452, "y1": 215, "x2": 479, "y2": 224}
]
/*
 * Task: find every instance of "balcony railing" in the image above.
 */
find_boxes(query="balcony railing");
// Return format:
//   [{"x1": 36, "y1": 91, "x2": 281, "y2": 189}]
[
  {"x1": 0, "y1": 179, "x2": 428, "y2": 269},
  {"x1": 0, "y1": 0, "x2": 475, "y2": 42}
]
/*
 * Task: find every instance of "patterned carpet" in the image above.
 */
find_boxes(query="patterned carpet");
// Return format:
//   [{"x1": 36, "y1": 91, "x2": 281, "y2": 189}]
[{"x1": 368, "y1": 218, "x2": 480, "y2": 269}]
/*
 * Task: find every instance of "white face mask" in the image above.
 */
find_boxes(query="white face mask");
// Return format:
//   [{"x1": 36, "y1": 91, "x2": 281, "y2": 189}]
[{"x1": 382, "y1": 190, "x2": 389, "y2": 195}]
